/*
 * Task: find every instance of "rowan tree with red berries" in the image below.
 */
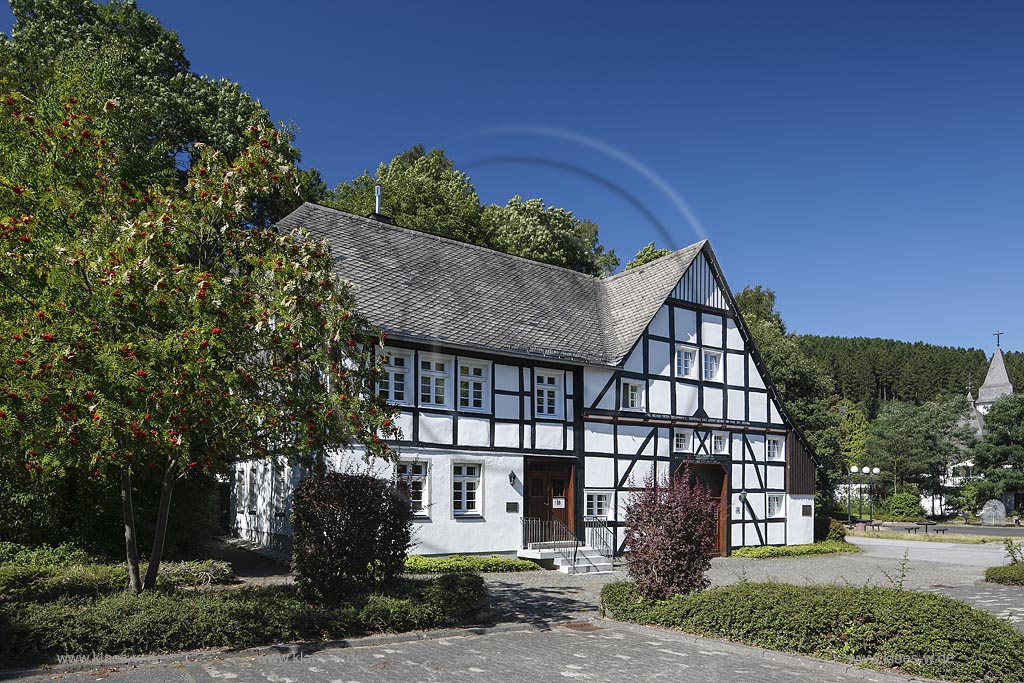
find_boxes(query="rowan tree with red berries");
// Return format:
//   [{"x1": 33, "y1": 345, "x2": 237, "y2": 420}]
[{"x1": 0, "y1": 81, "x2": 398, "y2": 592}]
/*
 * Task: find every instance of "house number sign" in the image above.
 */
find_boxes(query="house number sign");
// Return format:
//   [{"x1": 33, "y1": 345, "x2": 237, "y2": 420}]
[{"x1": 551, "y1": 497, "x2": 566, "y2": 509}]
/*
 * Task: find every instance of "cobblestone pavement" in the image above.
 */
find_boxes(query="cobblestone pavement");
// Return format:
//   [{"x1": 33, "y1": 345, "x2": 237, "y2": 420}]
[
  {"x1": 480, "y1": 536, "x2": 1023, "y2": 631},
  {"x1": 13, "y1": 620, "x2": 924, "y2": 683}
]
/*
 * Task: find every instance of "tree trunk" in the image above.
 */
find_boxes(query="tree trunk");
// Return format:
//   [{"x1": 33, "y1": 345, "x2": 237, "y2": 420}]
[
  {"x1": 120, "y1": 470, "x2": 143, "y2": 593},
  {"x1": 143, "y1": 458, "x2": 178, "y2": 590}
]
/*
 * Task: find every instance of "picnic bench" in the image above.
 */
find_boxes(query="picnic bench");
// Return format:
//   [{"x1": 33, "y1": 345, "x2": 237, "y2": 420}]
[
  {"x1": 904, "y1": 522, "x2": 949, "y2": 534},
  {"x1": 866, "y1": 522, "x2": 883, "y2": 531}
]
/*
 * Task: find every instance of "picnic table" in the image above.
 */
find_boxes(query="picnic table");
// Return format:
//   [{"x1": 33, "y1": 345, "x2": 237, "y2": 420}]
[
  {"x1": 915, "y1": 521, "x2": 941, "y2": 534},
  {"x1": 865, "y1": 521, "x2": 883, "y2": 531}
]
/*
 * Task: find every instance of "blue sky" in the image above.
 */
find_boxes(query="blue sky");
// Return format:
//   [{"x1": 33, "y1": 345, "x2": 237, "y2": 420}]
[{"x1": 3, "y1": 1, "x2": 1022, "y2": 352}]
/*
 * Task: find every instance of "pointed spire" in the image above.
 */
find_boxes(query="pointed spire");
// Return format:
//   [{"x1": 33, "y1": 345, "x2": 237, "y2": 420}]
[{"x1": 977, "y1": 346, "x2": 1014, "y2": 405}]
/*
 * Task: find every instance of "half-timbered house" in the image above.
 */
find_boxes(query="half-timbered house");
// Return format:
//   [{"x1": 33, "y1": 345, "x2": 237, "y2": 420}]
[{"x1": 232, "y1": 203, "x2": 818, "y2": 566}]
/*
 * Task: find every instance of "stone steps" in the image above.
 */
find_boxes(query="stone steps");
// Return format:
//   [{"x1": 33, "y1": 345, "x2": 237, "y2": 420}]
[{"x1": 517, "y1": 545, "x2": 615, "y2": 574}]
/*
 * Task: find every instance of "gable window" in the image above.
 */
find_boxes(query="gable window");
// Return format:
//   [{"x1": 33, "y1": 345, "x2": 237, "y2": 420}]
[
  {"x1": 703, "y1": 350, "x2": 722, "y2": 381},
  {"x1": 419, "y1": 356, "x2": 450, "y2": 408},
  {"x1": 377, "y1": 350, "x2": 411, "y2": 404},
  {"x1": 458, "y1": 361, "x2": 490, "y2": 412},
  {"x1": 535, "y1": 372, "x2": 562, "y2": 418},
  {"x1": 712, "y1": 433, "x2": 727, "y2": 454},
  {"x1": 767, "y1": 494, "x2": 784, "y2": 517},
  {"x1": 586, "y1": 491, "x2": 610, "y2": 517},
  {"x1": 452, "y1": 463, "x2": 481, "y2": 516},
  {"x1": 621, "y1": 381, "x2": 642, "y2": 410},
  {"x1": 673, "y1": 429, "x2": 691, "y2": 453},
  {"x1": 398, "y1": 461, "x2": 429, "y2": 515},
  {"x1": 675, "y1": 346, "x2": 697, "y2": 378},
  {"x1": 767, "y1": 438, "x2": 783, "y2": 461}
]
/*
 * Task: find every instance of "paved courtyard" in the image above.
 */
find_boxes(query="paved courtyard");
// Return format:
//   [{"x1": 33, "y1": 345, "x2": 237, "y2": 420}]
[
  {"x1": 6, "y1": 536, "x2": 1021, "y2": 682},
  {"x1": 9, "y1": 619, "x2": 924, "y2": 683},
  {"x1": 484, "y1": 536, "x2": 1023, "y2": 629}
]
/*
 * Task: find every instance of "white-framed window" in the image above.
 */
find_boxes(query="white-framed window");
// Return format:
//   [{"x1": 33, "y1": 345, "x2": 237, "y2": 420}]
[
  {"x1": 273, "y1": 460, "x2": 289, "y2": 511},
  {"x1": 398, "y1": 461, "x2": 429, "y2": 515},
  {"x1": 621, "y1": 381, "x2": 642, "y2": 410},
  {"x1": 535, "y1": 372, "x2": 562, "y2": 418},
  {"x1": 452, "y1": 463, "x2": 481, "y2": 516},
  {"x1": 703, "y1": 350, "x2": 722, "y2": 381},
  {"x1": 377, "y1": 350, "x2": 411, "y2": 404},
  {"x1": 675, "y1": 346, "x2": 697, "y2": 378},
  {"x1": 712, "y1": 433, "x2": 728, "y2": 454},
  {"x1": 767, "y1": 438, "x2": 783, "y2": 461},
  {"x1": 673, "y1": 429, "x2": 691, "y2": 453},
  {"x1": 247, "y1": 466, "x2": 257, "y2": 511},
  {"x1": 458, "y1": 360, "x2": 490, "y2": 412},
  {"x1": 419, "y1": 355, "x2": 450, "y2": 408},
  {"x1": 767, "y1": 494, "x2": 785, "y2": 517},
  {"x1": 586, "y1": 491, "x2": 611, "y2": 517}
]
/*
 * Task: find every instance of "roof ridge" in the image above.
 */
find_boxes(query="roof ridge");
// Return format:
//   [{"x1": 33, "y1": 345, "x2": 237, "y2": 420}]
[
  {"x1": 601, "y1": 240, "x2": 707, "y2": 283},
  {"x1": 300, "y1": 202, "x2": 598, "y2": 281}
]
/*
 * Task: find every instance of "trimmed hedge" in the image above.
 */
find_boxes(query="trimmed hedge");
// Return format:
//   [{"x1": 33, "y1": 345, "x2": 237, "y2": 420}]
[
  {"x1": 985, "y1": 563, "x2": 1024, "y2": 586},
  {"x1": 730, "y1": 541, "x2": 859, "y2": 559},
  {"x1": 601, "y1": 581, "x2": 1024, "y2": 682},
  {"x1": 0, "y1": 574, "x2": 485, "y2": 666},
  {"x1": 404, "y1": 555, "x2": 541, "y2": 574}
]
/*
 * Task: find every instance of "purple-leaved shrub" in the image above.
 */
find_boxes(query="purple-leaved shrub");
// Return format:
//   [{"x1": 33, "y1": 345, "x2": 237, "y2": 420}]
[{"x1": 624, "y1": 469, "x2": 717, "y2": 600}]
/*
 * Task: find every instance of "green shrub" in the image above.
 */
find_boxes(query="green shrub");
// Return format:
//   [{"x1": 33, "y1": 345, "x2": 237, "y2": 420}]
[
  {"x1": 291, "y1": 473, "x2": 412, "y2": 604},
  {"x1": 601, "y1": 581, "x2": 1024, "y2": 682},
  {"x1": 0, "y1": 575, "x2": 485, "y2": 666},
  {"x1": 0, "y1": 542, "x2": 93, "y2": 568},
  {"x1": 404, "y1": 555, "x2": 540, "y2": 573},
  {"x1": 826, "y1": 518, "x2": 847, "y2": 542},
  {"x1": 730, "y1": 541, "x2": 859, "y2": 559},
  {"x1": 884, "y1": 491, "x2": 925, "y2": 521},
  {"x1": 0, "y1": 559, "x2": 234, "y2": 601},
  {"x1": 985, "y1": 564, "x2": 1024, "y2": 586}
]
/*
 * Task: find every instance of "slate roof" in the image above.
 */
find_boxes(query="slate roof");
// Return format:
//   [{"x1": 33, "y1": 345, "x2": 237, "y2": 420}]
[
  {"x1": 977, "y1": 347, "x2": 1014, "y2": 405},
  {"x1": 276, "y1": 203, "x2": 704, "y2": 366}
]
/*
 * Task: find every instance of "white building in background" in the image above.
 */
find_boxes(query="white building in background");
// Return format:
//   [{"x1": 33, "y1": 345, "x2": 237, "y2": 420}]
[{"x1": 232, "y1": 203, "x2": 819, "y2": 561}]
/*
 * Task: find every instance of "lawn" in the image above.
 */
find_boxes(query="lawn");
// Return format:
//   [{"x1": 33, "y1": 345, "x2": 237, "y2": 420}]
[{"x1": 845, "y1": 529, "x2": 1008, "y2": 544}]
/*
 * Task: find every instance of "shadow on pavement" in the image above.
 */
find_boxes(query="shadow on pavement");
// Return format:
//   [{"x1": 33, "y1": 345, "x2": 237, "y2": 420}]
[{"x1": 483, "y1": 579, "x2": 600, "y2": 626}]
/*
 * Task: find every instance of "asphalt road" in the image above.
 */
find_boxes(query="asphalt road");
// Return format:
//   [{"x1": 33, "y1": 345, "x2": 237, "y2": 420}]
[
  {"x1": 7, "y1": 620, "x2": 923, "y2": 683},
  {"x1": 932, "y1": 524, "x2": 1024, "y2": 538}
]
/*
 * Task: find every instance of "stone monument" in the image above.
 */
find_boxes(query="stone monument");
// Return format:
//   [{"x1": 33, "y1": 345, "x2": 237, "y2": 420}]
[{"x1": 980, "y1": 499, "x2": 1007, "y2": 526}]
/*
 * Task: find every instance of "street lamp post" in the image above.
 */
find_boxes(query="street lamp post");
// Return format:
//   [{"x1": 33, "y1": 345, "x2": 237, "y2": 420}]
[
  {"x1": 868, "y1": 467, "x2": 880, "y2": 521},
  {"x1": 848, "y1": 465, "x2": 857, "y2": 522},
  {"x1": 859, "y1": 466, "x2": 867, "y2": 520}
]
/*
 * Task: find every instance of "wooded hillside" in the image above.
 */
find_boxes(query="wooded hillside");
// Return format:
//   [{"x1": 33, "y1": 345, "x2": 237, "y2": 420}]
[{"x1": 795, "y1": 335, "x2": 1023, "y2": 411}]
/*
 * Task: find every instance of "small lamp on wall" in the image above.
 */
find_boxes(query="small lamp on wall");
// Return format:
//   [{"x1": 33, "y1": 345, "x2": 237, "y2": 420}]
[{"x1": 509, "y1": 471, "x2": 516, "y2": 486}]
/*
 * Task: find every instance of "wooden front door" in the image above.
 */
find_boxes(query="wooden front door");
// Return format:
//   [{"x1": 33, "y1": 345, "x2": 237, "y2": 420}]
[
  {"x1": 678, "y1": 462, "x2": 728, "y2": 557},
  {"x1": 526, "y1": 459, "x2": 575, "y2": 536}
]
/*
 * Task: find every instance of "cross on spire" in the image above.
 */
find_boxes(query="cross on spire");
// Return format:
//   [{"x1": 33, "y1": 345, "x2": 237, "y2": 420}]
[{"x1": 994, "y1": 330, "x2": 1004, "y2": 348}]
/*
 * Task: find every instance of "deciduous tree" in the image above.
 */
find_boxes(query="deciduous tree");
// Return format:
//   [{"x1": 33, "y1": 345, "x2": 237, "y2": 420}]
[
  {"x1": 972, "y1": 394, "x2": 1024, "y2": 501},
  {"x1": 0, "y1": 85, "x2": 397, "y2": 592},
  {"x1": 625, "y1": 241, "x2": 669, "y2": 270},
  {"x1": 485, "y1": 196, "x2": 619, "y2": 276}
]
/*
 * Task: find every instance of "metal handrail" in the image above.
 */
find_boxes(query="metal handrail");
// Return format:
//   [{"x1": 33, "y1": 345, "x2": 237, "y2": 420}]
[
  {"x1": 584, "y1": 515, "x2": 613, "y2": 560},
  {"x1": 521, "y1": 517, "x2": 581, "y2": 573}
]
